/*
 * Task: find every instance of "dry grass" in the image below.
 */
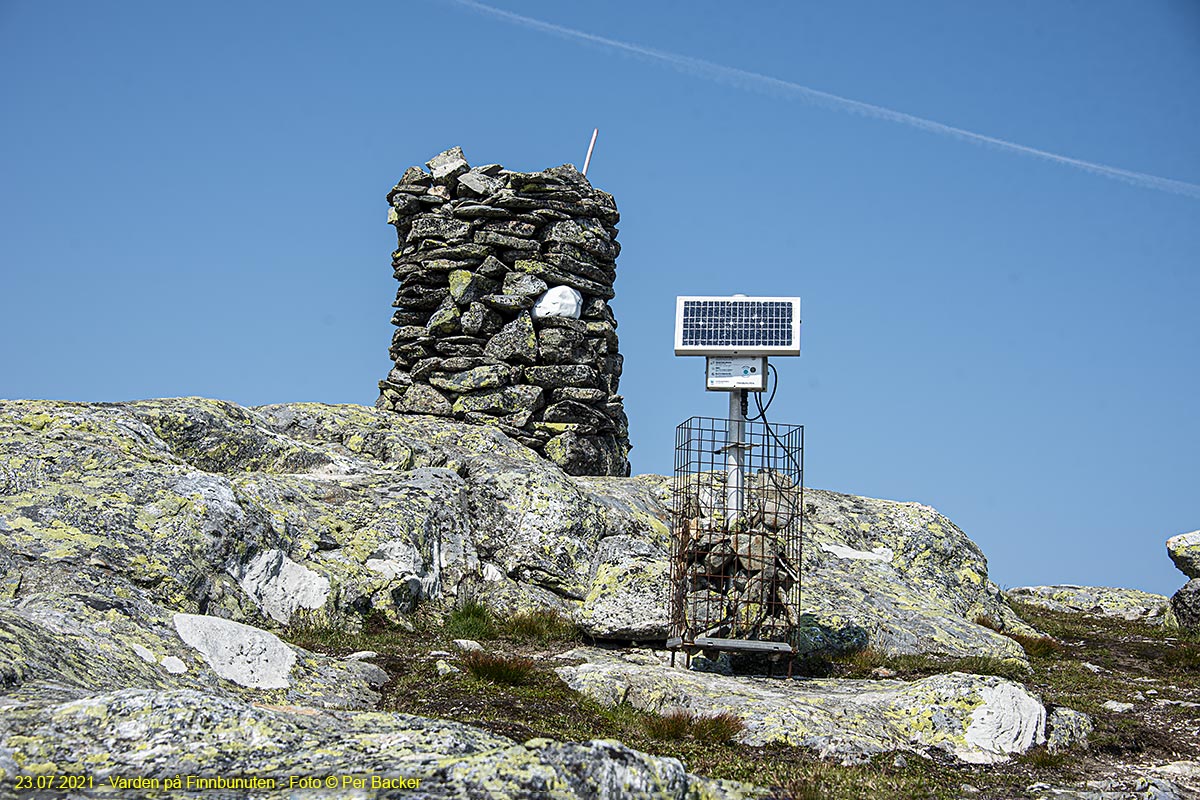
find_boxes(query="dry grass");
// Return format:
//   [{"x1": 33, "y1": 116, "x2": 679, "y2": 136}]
[
  {"x1": 500, "y1": 608, "x2": 581, "y2": 643},
  {"x1": 830, "y1": 647, "x2": 1028, "y2": 682},
  {"x1": 974, "y1": 612, "x2": 1063, "y2": 658},
  {"x1": 642, "y1": 708, "x2": 744, "y2": 742},
  {"x1": 460, "y1": 651, "x2": 536, "y2": 685},
  {"x1": 973, "y1": 614, "x2": 1002, "y2": 632},
  {"x1": 282, "y1": 597, "x2": 1200, "y2": 800},
  {"x1": 1007, "y1": 631, "x2": 1064, "y2": 658}
]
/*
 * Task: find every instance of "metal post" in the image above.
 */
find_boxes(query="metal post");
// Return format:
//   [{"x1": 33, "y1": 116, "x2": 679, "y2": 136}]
[
  {"x1": 727, "y1": 389, "x2": 745, "y2": 521},
  {"x1": 582, "y1": 128, "x2": 599, "y2": 177}
]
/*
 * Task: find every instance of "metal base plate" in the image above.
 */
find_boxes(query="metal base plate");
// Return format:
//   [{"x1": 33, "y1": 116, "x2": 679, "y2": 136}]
[{"x1": 665, "y1": 636, "x2": 794, "y2": 655}]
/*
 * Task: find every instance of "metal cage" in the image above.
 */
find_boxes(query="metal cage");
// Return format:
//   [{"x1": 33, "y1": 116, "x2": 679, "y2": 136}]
[{"x1": 668, "y1": 416, "x2": 804, "y2": 662}]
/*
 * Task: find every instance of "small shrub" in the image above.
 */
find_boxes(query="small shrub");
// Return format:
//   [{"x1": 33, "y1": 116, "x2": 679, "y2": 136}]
[
  {"x1": 445, "y1": 601, "x2": 497, "y2": 640},
  {"x1": 501, "y1": 609, "x2": 580, "y2": 643},
  {"x1": 460, "y1": 651, "x2": 535, "y2": 685},
  {"x1": 974, "y1": 614, "x2": 1002, "y2": 632},
  {"x1": 642, "y1": 708, "x2": 743, "y2": 743},
  {"x1": 1020, "y1": 746, "x2": 1069, "y2": 769},
  {"x1": 1164, "y1": 643, "x2": 1200, "y2": 671}
]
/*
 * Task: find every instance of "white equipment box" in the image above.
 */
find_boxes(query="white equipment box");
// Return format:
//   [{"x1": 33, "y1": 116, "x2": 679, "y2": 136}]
[{"x1": 706, "y1": 356, "x2": 767, "y2": 391}]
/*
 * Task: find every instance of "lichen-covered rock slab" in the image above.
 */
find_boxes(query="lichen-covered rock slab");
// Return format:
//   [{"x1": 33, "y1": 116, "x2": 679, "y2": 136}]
[
  {"x1": 1005, "y1": 585, "x2": 1170, "y2": 624},
  {"x1": 0, "y1": 688, "x2": 759, "y2": 800},
  {"x1": 0, "y1": 591, "x2": 386, "y2": 710},
  {"x1": 2, "y1": 397, "x2": 1025, "y2": 659},
  {"x1": 798, "y1": 490, "x2": 1035, "y2": 659},
  {"x1": 555, "y1": 648, "x2": 1056, "y2": 764},
  {"x1": 1167, "y1": 530, "x2": 1200, "y2": 579}
]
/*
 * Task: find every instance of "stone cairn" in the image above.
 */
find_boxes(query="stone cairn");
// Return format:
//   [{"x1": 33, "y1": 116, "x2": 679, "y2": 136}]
[{"x1": 376, "y1": 147, "x2": 630, "y2": 477}]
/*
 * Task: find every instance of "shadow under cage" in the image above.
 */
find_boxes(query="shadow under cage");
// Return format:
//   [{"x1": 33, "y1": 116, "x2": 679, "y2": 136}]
[{"x1": 668, "y1": 416, "x2": 804, "y2": 665}]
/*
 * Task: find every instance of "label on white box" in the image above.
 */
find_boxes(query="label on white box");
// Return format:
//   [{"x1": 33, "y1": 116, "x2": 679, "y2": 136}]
[{"x1": 706, "y1": 357, "x2": 767, "y2": 391}]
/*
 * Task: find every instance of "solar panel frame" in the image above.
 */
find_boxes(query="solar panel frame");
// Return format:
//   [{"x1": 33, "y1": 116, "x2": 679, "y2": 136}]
[{"x1": 674, "y1": 296, "x2": 802, "y2": 356}]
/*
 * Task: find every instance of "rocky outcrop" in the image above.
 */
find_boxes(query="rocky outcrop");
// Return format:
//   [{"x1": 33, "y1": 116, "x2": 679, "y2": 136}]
[
  {"x1": 0, "y1": 400, "x2": 763, "y2": 797},
  {"x1": 1167, "y1": 531, "x2": 1200, "y2": 579},
  {"x1": 3, "y1": 395, "x2": 1109, "y2": 795},
  {"x1": 0, "y1": 397, "x2": 1027, "y2": 661},
  {"x1": 1166, "y1": 530, "x2": 1200, "y2": 632},
  {"x1": 1005, "y1": 585, "x2": 1170, "y2": 624},
  {"x1": 555, "y1": 648, "x2": 1078, "y2": 765},
  {"x1": 0, "y1": 590, "x2": 387, "y2": 710},
  {"x1": 378, "y1": 147, "x2": 630, "y2": 477},
  {"x1": 0, "y1": 688, "x2": 758, "y2": 800},
  {"x1": 1170, "y1": 579, "x2": 1200, "y2": 630},
  {"x1": 795, "y1": 490, "x2": 1035, "y2": 660}
]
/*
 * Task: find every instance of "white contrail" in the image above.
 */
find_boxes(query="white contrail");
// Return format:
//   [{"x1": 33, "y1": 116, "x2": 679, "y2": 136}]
[{"x1": 445, "y1": 0, "x2": 1200, "y2": 200}]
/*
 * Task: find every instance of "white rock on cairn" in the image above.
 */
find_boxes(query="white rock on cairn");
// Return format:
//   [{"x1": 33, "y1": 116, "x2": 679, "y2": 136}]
[{"x1": 532, "y1": 286, "x2": 583, "y2": 319}]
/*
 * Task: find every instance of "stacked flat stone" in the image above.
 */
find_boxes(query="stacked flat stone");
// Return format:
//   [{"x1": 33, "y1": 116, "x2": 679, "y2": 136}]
[{"x1": 376, "y1": 147, "x2": 630, "y2": 477}]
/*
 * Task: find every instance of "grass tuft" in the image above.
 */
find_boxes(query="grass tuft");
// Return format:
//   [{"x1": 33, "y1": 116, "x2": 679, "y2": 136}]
[
  {"x1": 460, "y1": 651, "x2": 536, "y2": 685},
  {"x1": 1018, "y1": 746, "x2": 1070, "y2": 769},
  {"x1": 642, "y1": 708, "x2": 694, "y2": 740},
  {"x1": 445, "y1": 600, "x2": 498, "y2": 640},
  {"x1": 500, "y1": 608, "x2": 581, "y2": 643},
  {"x1": 1006, "y1": 632, "x2": 1063, "y2": 659},
  {"x1": 691, "y1": 710, "x2": 746, "y2": 742},
  {"x1": 642, "y1": 708, "x2": 744, "y2": 742},
  {"x1": 282, "y1": 610, "x2": 407, "y2": 653},
  {"x1": 835, "y1": 647, "x2": 890, "y2": 674}
]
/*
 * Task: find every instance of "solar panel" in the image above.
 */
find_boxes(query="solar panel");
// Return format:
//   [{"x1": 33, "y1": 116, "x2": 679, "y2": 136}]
[{"x1": 674, "y1": 296, "x2": 801, "y2": 356}]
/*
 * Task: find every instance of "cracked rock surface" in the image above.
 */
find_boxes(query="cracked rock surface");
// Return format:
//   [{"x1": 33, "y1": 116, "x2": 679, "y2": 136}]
[
  {"x1": 1, "y1": 397, "x2": 1026, "y2": 657},
  {"x1": 555, "y1": 647, "x2": 1060, "y2": 765}
]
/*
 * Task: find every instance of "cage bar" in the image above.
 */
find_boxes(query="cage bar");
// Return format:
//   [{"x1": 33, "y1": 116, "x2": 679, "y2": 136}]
[{"x1": 669, "y1": 416, "x2": 804, "y2": 665}]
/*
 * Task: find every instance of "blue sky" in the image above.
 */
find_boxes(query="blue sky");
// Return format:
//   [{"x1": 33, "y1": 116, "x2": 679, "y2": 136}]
[{"x1": 2, "y1": 1, "x2": 1197, "y2": 596}]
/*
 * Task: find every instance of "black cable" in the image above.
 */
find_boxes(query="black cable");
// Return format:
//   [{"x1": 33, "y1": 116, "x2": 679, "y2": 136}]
[
  {"x1": 740, "y1": 362, "x2": 804, "y2": 650},
  {"x1": 752, "y1": 362, "x2": 803, "y2": 478},
  {"x1": 745, "y1": 363, "x2": 778, "y2": 421}
]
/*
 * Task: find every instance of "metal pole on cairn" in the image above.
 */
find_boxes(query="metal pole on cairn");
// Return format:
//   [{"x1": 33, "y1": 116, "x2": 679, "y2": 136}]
[{"x1": 582, "y1": 128, "x2": 599, "y2": 177}]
